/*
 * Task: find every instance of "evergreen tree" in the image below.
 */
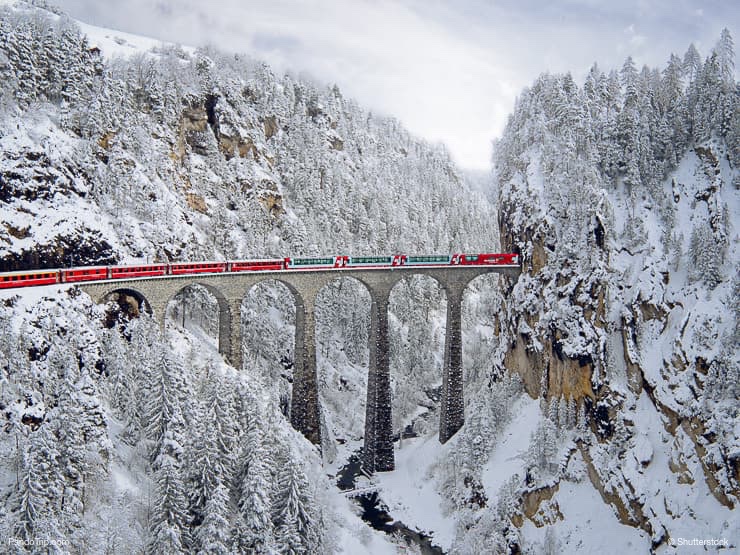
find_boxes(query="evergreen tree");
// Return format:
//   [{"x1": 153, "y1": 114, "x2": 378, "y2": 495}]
[
  {"x1": 147, "y1": 445, "x2": 191, "y2": 555},
  {"x1": 194, "y1": 482, "x2": 231, "y2": 555},
  {"x1": 144, "y1": 349, "x2": 188, "y2": 465},
  {"x1": 271, "y1": 457, "x2": 320, "y2": 554},
  {"x1": 714, "y1": 28, "x2": 735, "y2": 84},
  {"x1": 14, "y1": 426, "x2": 65, "y2": 546},
  {"x1": 53, "y1": 373, "x2": 110, "y2": 529},
  {"x1": 688, "y1": 221, "x2": 723, "y2": 288},
  {"x1": 683, "y1": 43, "x2": 703, "y2": 83},
  {"x1": 186, "y1": 373, "x2": 237, "y2": 527},
  {"x1": 233, "y1": 427, "x2": 275, "y2": 553}
]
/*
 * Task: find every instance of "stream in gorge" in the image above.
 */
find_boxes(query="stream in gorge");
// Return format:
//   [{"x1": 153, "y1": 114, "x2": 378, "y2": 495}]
[{"x1": 336, "y1": 451, "x2": 445, "y2": 554}]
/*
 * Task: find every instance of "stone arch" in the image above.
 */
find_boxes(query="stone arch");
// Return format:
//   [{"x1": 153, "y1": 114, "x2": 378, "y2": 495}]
[
  {"x1": 387, "y1": 273, "x2": 449, "y2": 435},
  {"x1": 315, "y1": 274, "x2": 374, "y2": 356},
  {"x1": 459, "y1": 272, "x2": 504, "y2": 384},
  {"x1": 165, "y1": 281, "x2": 231, "y2": 362},
  {"x1": 314, "y1": 275, "x2": 374, "y2": 448},
  {"x1": 245, "y1": 277, "x2": 306, "y2": 313},
  {"x1": 100, "y1": 287, "x2": 153, "y2": 327},
  {"x1": 243, "y1": 277, "x2": 306, "y2": 335},
  {"x1": 243, "y1": 278, "x2": 322, "y2": 444},
  {"x1": 389, "y1": 270, "x2": 449, "y2": 298},
  {"x1": 241, "y1": 278, "x2": 303, "y2": 415}
]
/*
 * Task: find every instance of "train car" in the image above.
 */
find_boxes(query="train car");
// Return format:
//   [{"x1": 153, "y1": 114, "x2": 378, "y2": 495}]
[
  {"x1": 457, "y1": 253, "x2": 519, "y2": 265},
  {"x1": 344, "y1": 255, "x2": 406, "y2": 268},
  {"x1": 0, "y1": 269, "x2": 59, "y2": 289},
  {"x1": 229, "y1": 259, "x2": 286, "y2": 272},
  {"x1": 109, "y1": 264, "x2": 168, "y2": 279},
  {"x1": 61, "y1": 266, "x2": 109, "y2": 283},
  {"x1": 169, "y1": 262, "x2": 227, "y2": 275},
  {"x1": 285, "y1": 256, "x2": 348, "y2": 270},
  {"x1": 404, "y1": 255, "x2": 453, "y2": 266},
  {"x1": 347, "y1": 255, "x2": 393, "y2": 268}
]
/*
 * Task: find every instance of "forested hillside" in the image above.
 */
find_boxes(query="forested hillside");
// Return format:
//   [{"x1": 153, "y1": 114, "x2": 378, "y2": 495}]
[
  {"x1": 0, "y1": 2, "x2": 501, "y2": 553},
  {"x1": 478, "y1": 28, "x2": 738, "y2": 552},
  {"x1": 0, "y1": 2, "x2": 495, "y2": 271}
]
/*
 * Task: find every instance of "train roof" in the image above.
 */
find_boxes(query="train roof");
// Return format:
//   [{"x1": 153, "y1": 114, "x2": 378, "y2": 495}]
[{"x1": 0, "y1": 269, "x2": 59, "y2": 276}]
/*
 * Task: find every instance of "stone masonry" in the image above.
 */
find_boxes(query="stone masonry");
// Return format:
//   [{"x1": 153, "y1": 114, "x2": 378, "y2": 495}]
[{"x1": 80, "y1": 265, "x2": 519, "y2": 473}]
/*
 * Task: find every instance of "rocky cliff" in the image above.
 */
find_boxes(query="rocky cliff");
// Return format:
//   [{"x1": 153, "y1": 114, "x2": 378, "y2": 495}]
[{"x1": 491, "y1": 46, "x2": 738, "y2": 550}]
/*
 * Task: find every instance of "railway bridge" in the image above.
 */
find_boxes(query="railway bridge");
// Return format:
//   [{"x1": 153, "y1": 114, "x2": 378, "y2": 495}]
[{"x1": 79, "y1": 265, "x2": 519, "y2": 473}]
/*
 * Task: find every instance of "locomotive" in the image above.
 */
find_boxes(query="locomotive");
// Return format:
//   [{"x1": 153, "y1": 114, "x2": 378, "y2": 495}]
[{"x1": 0, "y1": 253, "x2": 520, "y2": 290}]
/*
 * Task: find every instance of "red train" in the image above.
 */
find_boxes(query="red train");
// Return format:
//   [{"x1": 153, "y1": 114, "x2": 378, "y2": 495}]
[{"x1": 0, "y1": 253, "x2": 520, "y2": 290}]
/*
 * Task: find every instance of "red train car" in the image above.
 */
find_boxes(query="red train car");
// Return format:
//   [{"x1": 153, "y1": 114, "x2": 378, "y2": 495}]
[
  {"x1": 169, "y1": 262, "x2": 226, "y2": 275},
  {"x1": 0, "y1": 270, "x2": 59, "y2": 289},
  {"x1": 229, "y1": 259, "x2": 285, "y2": 272},
  {"x1": 61, "y1": 266, "x2": 109, "y2": 283},
  {"x1": 109, "y1": 264, "x2": 168, "y2": 279},
  {"x1": 456, "y1": 253, "x2": 519, "y2": 265}
]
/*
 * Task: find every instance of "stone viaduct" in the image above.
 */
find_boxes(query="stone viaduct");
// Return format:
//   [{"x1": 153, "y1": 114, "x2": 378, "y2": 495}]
[{"x1": 80, "y1": 265, "x2": 519, "y2": 473}]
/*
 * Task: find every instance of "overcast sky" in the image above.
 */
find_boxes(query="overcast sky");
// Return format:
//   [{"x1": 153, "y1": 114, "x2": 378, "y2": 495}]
[{"x1": 55, "y1": 0, "x2": 739, "y2": 170}]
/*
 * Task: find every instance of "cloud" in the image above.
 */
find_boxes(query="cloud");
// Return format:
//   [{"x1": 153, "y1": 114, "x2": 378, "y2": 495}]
[{"x1": 54, "y1": 0, "x2": 740, "y2": 169}]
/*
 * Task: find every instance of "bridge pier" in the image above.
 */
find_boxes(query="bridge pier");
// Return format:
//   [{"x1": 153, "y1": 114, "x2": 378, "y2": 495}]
[
  {"x1": 440, "y1": 284, "x2": 465, "y2": 443},
  {"x1": 290, "y1": 296, "x2": 322, "y2": 446},
  {"x1": 150, "y1": 300, "x2": 168, "y2": 332},
  {"x1": 227, "y1": 298, "x2": 242, "y2": 370},
  {"x1": 363, "y1": 287, "x2": 394, "y2": 473}
]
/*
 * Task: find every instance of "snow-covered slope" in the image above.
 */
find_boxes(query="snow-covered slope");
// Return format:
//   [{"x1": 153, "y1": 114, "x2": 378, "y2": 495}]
[
  {"x1": 0, "y1": 1, "x2": 496, "y2": 272},
  {"x1": 487, "y1": 40, "x2": 738, "y2": 552},
  {"x1": 0, "y1": 1, "x2": 500, "y2": 553}
]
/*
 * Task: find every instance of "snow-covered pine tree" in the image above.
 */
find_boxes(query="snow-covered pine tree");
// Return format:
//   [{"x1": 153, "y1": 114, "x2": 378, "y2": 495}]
[
  {"x1": 688, "y1": 220, "x2": 723, "y2": 289},
  {"x1": 194, "y1": 482, "x2": 231, "y2": 555},
  {"x1": 13, "y1": 426, "x2": 65, "y2": 546},
  {"x1": 147, "y1": 440, "x2": 191, "y2": 555},
  {"x1": 185, "y1": 372, "x2": 237, "y2": 528},
  {"x1": 271, "y1": 457, "x2": 321, "y2": 554},
  {"x1": 144, "y1": 349, "x2": 189, "y2": 466},
  {"x1": 232, "y1": 426, "x2": 276, "y2": 553},
  {"x1": 53, "y1": 373, "x2": 110, "y2": 529}
]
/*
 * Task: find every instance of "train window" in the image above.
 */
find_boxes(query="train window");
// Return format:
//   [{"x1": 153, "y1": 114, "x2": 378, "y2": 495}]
[
  {"x1": 294, "y1": 258, "x2": 333, "y2": 265},
  {"x1": 352, "y1": 256, "x2": 391, "y2": 264},
  {"x1": 467, "y1": 255, "x2": 478, "y2": 262}
]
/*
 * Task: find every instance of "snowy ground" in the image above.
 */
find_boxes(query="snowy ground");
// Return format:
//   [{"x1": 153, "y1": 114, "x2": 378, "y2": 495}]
[
  {"x1": 374, "y1": 434, "x2": 457, "y2": 550},
  {"x1": 480, "y1": 395, "x2": 540, "y2": 501}
]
